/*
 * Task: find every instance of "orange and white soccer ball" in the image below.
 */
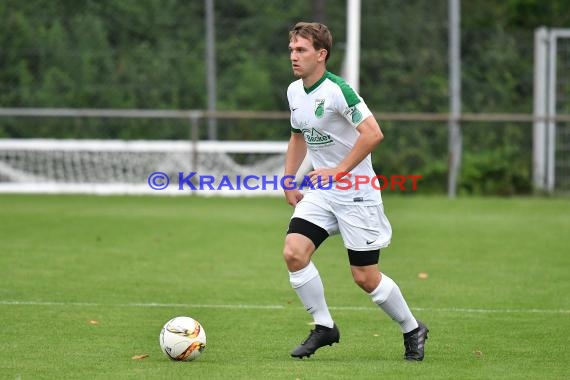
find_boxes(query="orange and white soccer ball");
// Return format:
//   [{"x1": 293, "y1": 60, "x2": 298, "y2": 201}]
[{"x1": 159, "y1": 316, "x2": 207, "y2": 361}]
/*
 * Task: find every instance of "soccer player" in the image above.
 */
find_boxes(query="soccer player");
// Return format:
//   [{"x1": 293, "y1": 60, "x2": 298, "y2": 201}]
[{"x1": 282, "y1": 22, "x2": 428, "y2": 361}]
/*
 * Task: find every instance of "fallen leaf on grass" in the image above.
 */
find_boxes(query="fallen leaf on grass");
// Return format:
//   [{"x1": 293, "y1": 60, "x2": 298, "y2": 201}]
[
  {"x1": 88, "y1": 320, "x2": 99, "y2": 325},
  {"x1": 132, "y1": 354, "x2": 149, "y2": 360},
  {"x1": 417, "y1": 272, "x2": 429, "y2": 280}
]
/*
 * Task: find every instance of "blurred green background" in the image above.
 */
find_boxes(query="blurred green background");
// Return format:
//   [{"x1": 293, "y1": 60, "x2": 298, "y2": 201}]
[{"x1": 1, "y1": 0, "x2": 569, "y2": 194}]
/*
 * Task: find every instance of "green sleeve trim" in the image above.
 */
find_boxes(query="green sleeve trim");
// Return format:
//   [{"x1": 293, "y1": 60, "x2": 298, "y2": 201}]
[
  {"x1": 325, "y1": 71, "x2": 361, "y2": 107},
  {"x1": 291, "y1": 127, "x2": 302, "y2": 133}
]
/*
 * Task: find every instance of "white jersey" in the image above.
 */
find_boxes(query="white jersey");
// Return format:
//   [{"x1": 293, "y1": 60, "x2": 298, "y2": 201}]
[{"x1": 287, "y1": 71, "x2": 382, "y2": 205}]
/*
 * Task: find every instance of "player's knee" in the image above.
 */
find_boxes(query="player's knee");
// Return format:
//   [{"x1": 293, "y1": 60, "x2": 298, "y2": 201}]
[
  {"x1": 283, "y1": 230, "x2": 317, "y2": 271},
  {"x1": 351, "y1": 269, "x2": 380, "y2": 293},
  {"x1": 282, "y1": 244, "x2": 308, "y2": 270},
  {"x1": 348, "y1": 249, "x2": 380, "y2": 292},
  {"x1": 352, "y1": 272, "x2": 372, "y2": 292},
  {"x1": 282, "y1": 244, "x2": 295, "y2": 263}
]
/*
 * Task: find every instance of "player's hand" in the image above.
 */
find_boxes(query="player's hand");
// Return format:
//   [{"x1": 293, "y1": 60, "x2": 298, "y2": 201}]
[
  {"x1": 284, "y1": 189, "x2": 304, "y2": 207},
  {"x1": 308, "y1": 168, "x2": 342, "y2": 188}
]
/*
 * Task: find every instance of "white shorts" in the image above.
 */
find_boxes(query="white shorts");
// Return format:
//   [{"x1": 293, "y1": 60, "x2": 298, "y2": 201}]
[{"x1": 291, "y1": 191, "x2": 392, "y2": 251}]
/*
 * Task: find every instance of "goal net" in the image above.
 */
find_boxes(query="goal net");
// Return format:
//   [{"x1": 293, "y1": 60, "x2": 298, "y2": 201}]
[{"x1": 0, "y1": 139, "x2": 290, "y2": 196}]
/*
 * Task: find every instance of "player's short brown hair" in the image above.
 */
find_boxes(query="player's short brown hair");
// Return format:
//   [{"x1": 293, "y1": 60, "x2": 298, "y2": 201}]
[{"x1": 289, "y1": 22, "x2": 332, "y2": 62}]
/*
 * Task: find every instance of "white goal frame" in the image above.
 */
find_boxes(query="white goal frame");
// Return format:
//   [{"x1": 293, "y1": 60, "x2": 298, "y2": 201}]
[{"x1": 533, "y1": 27, "x2": 570, "y2": 193}]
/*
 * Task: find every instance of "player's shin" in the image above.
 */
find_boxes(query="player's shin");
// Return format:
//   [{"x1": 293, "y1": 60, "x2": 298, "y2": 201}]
[
  {"x1": 289, "y1": 261, "x2": 334, "y2": 328},
  {"x1": 368, "y1": 273, "x2": 418, "y2": 333}
]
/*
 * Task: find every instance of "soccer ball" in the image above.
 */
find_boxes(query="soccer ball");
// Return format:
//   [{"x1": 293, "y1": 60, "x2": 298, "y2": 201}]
[{"x1": 159, "y1": 316, "x2": 207, "y2": 361}]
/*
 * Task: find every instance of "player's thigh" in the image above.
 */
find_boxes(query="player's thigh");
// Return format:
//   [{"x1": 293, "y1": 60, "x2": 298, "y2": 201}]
[{"x1": 336, "y1": 204, "x2": 392, "y2": 251}]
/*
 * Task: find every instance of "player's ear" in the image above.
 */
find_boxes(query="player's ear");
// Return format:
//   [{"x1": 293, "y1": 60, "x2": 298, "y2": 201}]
[{"x1": 318, "y1": 49, "x2": 328, "y2": 62}]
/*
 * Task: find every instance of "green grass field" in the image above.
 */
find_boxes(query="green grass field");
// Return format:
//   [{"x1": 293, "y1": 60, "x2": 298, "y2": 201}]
[{"x1": 0, "y1": 194, "x2": 568, "y2": 379}]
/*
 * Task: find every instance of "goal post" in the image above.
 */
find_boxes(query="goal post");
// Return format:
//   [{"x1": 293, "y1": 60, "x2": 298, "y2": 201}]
[{"x1": 533, "y1": 27, "x2": 570, "y2": 193}]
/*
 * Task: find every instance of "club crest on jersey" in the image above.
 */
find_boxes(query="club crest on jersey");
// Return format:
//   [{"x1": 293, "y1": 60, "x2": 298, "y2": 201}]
[{"x1": 314, "y1": 99, "x2": 325, "y2": 118}]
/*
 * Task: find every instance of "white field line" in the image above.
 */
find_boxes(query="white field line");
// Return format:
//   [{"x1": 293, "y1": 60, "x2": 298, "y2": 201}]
[{"x1": 0, "y1": 300, "x2": 568, "y2": 314}]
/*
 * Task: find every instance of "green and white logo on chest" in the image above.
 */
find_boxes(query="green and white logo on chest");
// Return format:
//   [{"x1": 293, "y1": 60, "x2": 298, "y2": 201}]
[
  {"x1": 302, "y1": 127, "x2": 334, "y2": 146},
  {"x1": 314, "y1": 99, "x2": 325, "y2": 119}
]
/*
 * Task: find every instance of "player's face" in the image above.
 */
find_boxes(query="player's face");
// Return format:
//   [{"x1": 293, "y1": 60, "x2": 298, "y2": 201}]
[{"x1": 289, "y1": 36, "x2": 325, "y2": 78}]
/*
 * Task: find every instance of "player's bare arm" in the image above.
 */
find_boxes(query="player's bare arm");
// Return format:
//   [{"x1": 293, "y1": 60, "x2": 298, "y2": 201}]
[
  {"x1": 309, "y1": 115, "x2": 383, "y2": 186},
  {"x1": 283, "y1": 132, "x2": 307, "y2": 206}
]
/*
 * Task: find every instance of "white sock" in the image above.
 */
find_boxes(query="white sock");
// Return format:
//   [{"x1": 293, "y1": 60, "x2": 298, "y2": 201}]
[
  {"x1": 289, "y1": 261, "x2": 334, "y2": 328},
  {"x1": 369, "y1": 273, "x2": 418, "y2": 333}
]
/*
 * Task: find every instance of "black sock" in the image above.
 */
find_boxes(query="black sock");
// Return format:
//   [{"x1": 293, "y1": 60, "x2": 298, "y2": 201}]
[{"x1": 403, "y1": 327, "x2": 419, "y2": 338}]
